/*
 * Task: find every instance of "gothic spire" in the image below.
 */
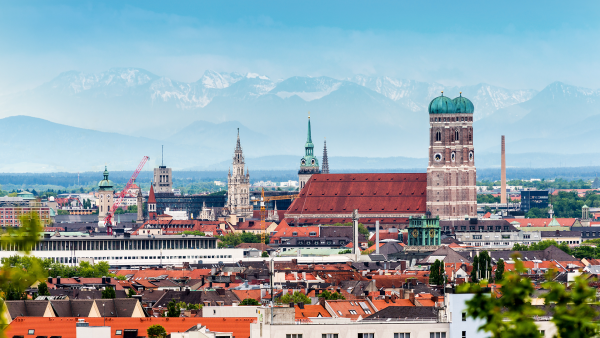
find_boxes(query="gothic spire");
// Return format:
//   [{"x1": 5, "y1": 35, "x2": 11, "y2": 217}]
[
  {"x1": 322, "y1": 138, "x2": 329, "y2": 174},
  {"x1": 306, "y1": 113, "x2": 313, "y2": 144},
  {"x1": 236, "y1": 128, "x2": 242, "y2": 151}
]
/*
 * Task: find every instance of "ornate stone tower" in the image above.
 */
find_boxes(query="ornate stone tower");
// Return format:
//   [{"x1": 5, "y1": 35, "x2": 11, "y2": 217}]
[
  {"x1": 298, "y1": 114, "x2": 320, "y2": 189},
  {"x1": 426, "y1": 92, "x2": 477, "y2": 219},
  {"x1": 97, "y1": 166, "x2": 114, "y2": 221},
  {"x1": 227, "y1": 129, "x2": 252, "y2": 218},
  {"x1": 136, "y1": 188, "x2": 144, "y2": 223},
  {"x1": 322, "y1": 138, "x2": 329, "y2": 174}
]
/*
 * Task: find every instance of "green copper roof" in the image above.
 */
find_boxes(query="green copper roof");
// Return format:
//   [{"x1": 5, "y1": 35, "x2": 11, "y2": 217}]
[
  {"x1": 428, "y1": 93, "x2": 456, "y2": 114},
  {"x1": 98, "y1": 166, "x2": 114, "y2": 191},
  {"x1": 453, "y1": 93, "x2": 474, "y2": 114},
  {"x1": 301, "y1": 115, "x2": 319, "y2": 168}
]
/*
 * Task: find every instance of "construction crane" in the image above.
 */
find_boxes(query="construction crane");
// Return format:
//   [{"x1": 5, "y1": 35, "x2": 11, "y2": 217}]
[
  {"x1": 257, "y1": 188, "x2": 299, "y2": 244},
  {"x1": 102, "y1": 156, "x2": 150, "y2": 235}
]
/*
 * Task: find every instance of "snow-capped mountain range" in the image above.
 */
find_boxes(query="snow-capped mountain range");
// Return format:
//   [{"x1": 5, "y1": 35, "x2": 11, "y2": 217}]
[
  {"x1": 33, "y1": 68, "x2": 536, "y2": 118},
  {"x1": 1, "y1": 67, "x2": 600, "y2": 171}
]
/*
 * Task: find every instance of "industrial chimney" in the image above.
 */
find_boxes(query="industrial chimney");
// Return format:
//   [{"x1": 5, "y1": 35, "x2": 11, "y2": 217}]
[{"x1": 501, "y1": 135, "x2": 507, "y2": 204}]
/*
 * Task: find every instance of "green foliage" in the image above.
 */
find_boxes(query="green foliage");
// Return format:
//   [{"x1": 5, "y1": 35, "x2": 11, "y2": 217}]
[
  {"x1": 542, "y1": 273, "x2": 598, "y2": 338},
  {"x1": 180, "y1": 230, "x2": 206, "y2": 236},
  {"x1": 277, "y1": 291, "x2": 311, "y2": 305},
  {"x1": 524, "y1": 207, "x2": 549, "y2": 218},
  {"x1": 217, "y1": 232, "x2": 263, "y2": 248},
  {"x1": 0, "y1": 211, "x2": 46, "y2": 336},
  {"x1": 460, "y1": 257, "x2": 543, "y2": 338},
  {"x1": 495, "y1": 259, "x2": 505, "y2": 281},
  {"x1": 102, "y1": 286, "x2": 116, "y2": 299},
  {"x1": 261, "y1": 251, "x2": 269, "y2": 257},
  {"x1": 166, "y1": 299, "x2": 180, "y2": 317},
  {"x1": 127, "y1": 288, "x2": 136, "y2": 298},
  {"x1": 338, "y1": 249, "x2": 352, "y2": 254},
  {"x1": 37, "y1": 281, "x2": 50, "y2": 296},
  {"x1": 477, "y1": 178, "x2": 592, "y2": 190},
  {"x1": 127, "y1": 205, "x2": 138, "y2": 213},
  {"x1": 48, "y1": 260, "x2": 111, "y2": 278},
  {"x1": 429, "y1": 259, "x2": 445, "y2": 286},
  {"x1": 470, "y1": 256, "x2": 479, "y2": 283},
  {"x1": 477, "y1": 194, "x2": 501, "y2": 203},
  {"x1": 240, "y1": 298, "x2": 260, "y2": 305},
  {"x1": 461, "y1": 255, "x2": 600, "y2": 338},
  {"x1": 512, "y1": 241, "x2": 571, "y2": 255},
  {"x1": 115, "y1": 275, "x2": 127, "y2": 280},
  {"x1": 319, "y1": 290, "x2": 345, "y2": 300},
  {"x1": 57, "y1": 209, "x2": 70, "y2": 215},
  {"x1": 146, "y1": 325, "x2": 167, "y2": 338}
]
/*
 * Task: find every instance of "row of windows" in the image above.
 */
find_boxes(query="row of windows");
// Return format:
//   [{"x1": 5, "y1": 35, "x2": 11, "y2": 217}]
[
  {"x1": 1, "y1": 238, "x2": 216, "y2": 251},
  {"x1": 458, "y1": 225, "x2": 510, "y2": 231},
  {"x1": 36, "y1": 254, "x2": 233, "y2": 264},
  {"x1": 287, "y1": 333, "x2": 441, "y2": 338},
  {"x1": 432, "y1": 116, "x2": 472, "y2": 122}
]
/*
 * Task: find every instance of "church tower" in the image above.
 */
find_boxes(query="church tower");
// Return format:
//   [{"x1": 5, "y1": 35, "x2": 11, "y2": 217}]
[
  {"x1": 148, "y1": 185, "x2": 157, "y2": 220},
  {"x1": 97, "y1": 166, "x2": 114, "y2": 221},
  {"x1": 426, "y1": 92, "x2": 477, "y2": 219},
  {"x1": 227, "y1": 129, "x2": 252, "y2": 218},
  {"x1": 298, "y1": 114, "x2": 320, "y2": 189},
  {"x1": 322, "y1": 138, "x2": 329, "y2": 174},
  {"x1": 136, "y1": 188, "x2": 144, "y2": 223}
]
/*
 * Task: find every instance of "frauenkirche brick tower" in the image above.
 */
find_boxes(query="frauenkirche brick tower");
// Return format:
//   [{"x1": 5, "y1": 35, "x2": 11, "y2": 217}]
[{"x1": 426, "y1": 92, "x2": 477, "y2": 219}]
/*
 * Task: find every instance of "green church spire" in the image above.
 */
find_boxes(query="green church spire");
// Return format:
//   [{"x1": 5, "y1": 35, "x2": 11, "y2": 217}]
[{"x1": 300, "y1": 112, "x2": 319, "y2": 168}]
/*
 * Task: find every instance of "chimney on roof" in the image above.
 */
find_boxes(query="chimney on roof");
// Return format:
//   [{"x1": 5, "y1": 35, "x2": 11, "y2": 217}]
[
  {"x1": 48, "y1": 277, "x2": 53, "y2": 284},
  {"x1": 57, "y1": 276, "x2": 61, "y2": 284},
  {"x1": 298, "y1": 302, "x2": 304, "y2": 309}
]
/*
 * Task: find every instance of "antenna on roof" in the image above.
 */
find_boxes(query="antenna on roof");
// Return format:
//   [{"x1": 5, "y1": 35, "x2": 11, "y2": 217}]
[{"x1": 161, "y1": 145, "x2": 164, "y2": 166}]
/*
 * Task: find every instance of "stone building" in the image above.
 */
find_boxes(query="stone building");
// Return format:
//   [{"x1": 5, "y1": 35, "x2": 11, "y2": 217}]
[
  {"x1": 227, "y1": 129, "x2": 252, "y2": 218},
  {"x1": 153, "y1": 166, "x2": 172, "y2": 193},
  {"x1": 298, "y1": 115, "x2": 320, "y2": 189},
  {"x1": 136, "y1": 188, "x2": 144, "y2": 223},
  {"x1": 426, "y1": 92, "x2": 477, "y2": 219},
  {"x1": 97, "y1": 166, "x2": 114, "y2": 221}
]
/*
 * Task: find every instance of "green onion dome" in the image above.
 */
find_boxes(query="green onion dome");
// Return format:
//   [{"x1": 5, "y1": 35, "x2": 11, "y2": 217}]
[{"x1": 428, "y1": 92, "x2": 456, "y2": 114}]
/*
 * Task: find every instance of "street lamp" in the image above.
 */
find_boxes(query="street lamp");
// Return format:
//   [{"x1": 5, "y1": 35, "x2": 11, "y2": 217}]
[{"x1": 103, "y1": 303, "x2": 105, "y2": 327}]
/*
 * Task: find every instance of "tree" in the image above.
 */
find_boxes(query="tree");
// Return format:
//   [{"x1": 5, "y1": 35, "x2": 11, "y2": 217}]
[
  {"x1": 461, "y1": 256, "x2": 600, "y2": 338},
  {"x1": 429, "y1": 259, "x2": 445, "y2": 286},
  {"x1": 470, "y1": 256, "x2": 479, "y2": 283},
  {"x1": 166, "y1": 299, "x2": 180, "y2": 317},
  {"x1": 495, "y1": 259, "x2": 505, "y2": 281},
  {"x1": 0, "y1": 211, "x2": 46, "y2": 329},
  {"x1": 240, "y1": 298, "x2": 260, "y2": 305},
  {"x1": 319, "y1": 290, "x2": 345, "y2": 300},
  {"x1": 37, "y1": 281, "x2": 50, "y2": 296},
  {"x1": 127, "y1": 288, "x2": 136, "y2": 297},
  {"x1": 147, "y1": 325, "x2": 167, "y2": 338},
  {"x1": 261, "y1": 251, "x2": 269, "y2": 257},
  {"x1": 277, "y1": 291, "x2": 311, "y2": 304},
  {"x1": 460, "y1": 257, "x2": 543, "y2": 338},
  {"x1": 102, "y1": 286, "x2": 116, "y2": 299}
]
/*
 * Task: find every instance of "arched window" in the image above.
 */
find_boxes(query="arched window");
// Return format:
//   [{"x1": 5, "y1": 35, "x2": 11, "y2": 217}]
[
  {"x1": 455, "y1": 129, "x2": 459, "y2": 142},
  {"x1": 469, "y1": 131, "x2": 472, "y2": 142},
  {"x1": 435, "y1": 130, "x2": 441, "y2": 142}
]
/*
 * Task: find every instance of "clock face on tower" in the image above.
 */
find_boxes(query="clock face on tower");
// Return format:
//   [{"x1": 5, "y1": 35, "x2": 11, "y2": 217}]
[
  {"x1": 434, "y1": 153, "x2": 442, "y2": 162},
  {"x1": 469, "y1": 151, "x2": 474, "y2": 162},
  {"x1": 301, "y1": 158, "x2": 306, "y2": 165}
]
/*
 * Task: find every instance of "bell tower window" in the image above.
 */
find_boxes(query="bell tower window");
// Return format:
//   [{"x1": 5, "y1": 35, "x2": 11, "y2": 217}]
[
  {"x1": 455, "y1": 129, "x2": 459, "y2": 142},
  {"x1": 435, "y1": 130, "x2": 441, "y2": 142}
]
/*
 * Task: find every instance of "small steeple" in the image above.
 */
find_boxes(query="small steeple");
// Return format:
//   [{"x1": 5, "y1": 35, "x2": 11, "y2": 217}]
[
  {"x1": 307, "y1": 112, "x2": 313, "y2": 144},
  {"x1": 236, "y1": 128, "x2": 242, "y2": 151},
  {"x1": 322, "y1": 138, "x2": 329, "y2": 174}
]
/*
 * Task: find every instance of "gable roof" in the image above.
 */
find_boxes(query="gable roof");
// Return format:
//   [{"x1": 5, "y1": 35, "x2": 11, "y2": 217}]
[
  {"x1": 490, "y1": 245, "x2": 579, "y2": 262},
  {"x1": 285, "y1": 173, "x2": 427, "y2": 220},
  {"x1": 364, "y1": 306, "x2": 437, "y2": 320},
  {"x1": 420, "y1": 246, "x2": 472, "y2": 264}
]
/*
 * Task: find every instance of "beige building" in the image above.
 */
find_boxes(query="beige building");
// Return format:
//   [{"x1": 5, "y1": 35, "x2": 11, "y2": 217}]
[
  {"x1": 97, "y1": 166, "x2": 114, "y2": 221},
  {"x1": 427, "y1": 93, "x2": 477, "y2": 220},
  {"x1": 227, "y1": 129, "x2": 252, "y2": 218}
]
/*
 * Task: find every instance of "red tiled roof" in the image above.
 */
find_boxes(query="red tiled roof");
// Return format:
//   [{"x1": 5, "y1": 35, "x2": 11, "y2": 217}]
[
  {"x1": 270, "y1": 221, "x2": 320, "y2": 241},
  {"x1": 295, "y1": 304, "x2": 331, "y2": 319},
  {"x1": 326, "y1": 299, "x2": 377, "y2": 319},
  {"x1": 285, "y1": 173, "x2": 427, "y2": 219},
  {"x1": 148, "y1": 185, "x2": 156, "y2": 204},
  {"x1": 368, "y1": 231, "x2": 400, "y2": 242},
  {"x1": 6, "y1": 317, "x2": 253, "y2": 338},
  {"x1": 505, "y1": 218, "x2": 576, "y2": 227}
]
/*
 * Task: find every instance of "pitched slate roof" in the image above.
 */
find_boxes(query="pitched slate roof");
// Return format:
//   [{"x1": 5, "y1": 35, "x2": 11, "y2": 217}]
[
  {"x1": 489, "y1": 245, "x2": 579, "y2": 262},
  {"x1": 420, "y1": 246, "x2": 472, "y2": 264},
  {"x1": 285, "y1": 173, "x2": 427, "y2": 219},
  {"x1": 4, "y1": 301, "x2": 48, "y2": 318},
  {"x1": 364, "y1": 306, "x2": 437, "y2": 320}
]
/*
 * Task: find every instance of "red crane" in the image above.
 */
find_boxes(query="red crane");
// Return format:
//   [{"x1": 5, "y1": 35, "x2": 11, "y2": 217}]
[{"x1": 103, "y1": 156, "x2": 149, "y2": 235}]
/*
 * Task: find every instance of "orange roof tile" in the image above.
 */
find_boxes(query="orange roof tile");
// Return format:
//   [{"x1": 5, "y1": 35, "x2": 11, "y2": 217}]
[{"x1": 295, "y1": 304, "x2": 331, "y2": 319}]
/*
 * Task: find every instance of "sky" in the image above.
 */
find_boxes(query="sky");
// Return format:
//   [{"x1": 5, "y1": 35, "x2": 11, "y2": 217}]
[{"x1": 1, "y1": 0, "x2": 600, "y2": 94}]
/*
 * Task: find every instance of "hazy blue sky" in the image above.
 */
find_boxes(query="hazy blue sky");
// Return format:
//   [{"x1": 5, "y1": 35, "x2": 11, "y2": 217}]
[{"x1": 1, "y1": 1, "x2": 599, "y2": 93}]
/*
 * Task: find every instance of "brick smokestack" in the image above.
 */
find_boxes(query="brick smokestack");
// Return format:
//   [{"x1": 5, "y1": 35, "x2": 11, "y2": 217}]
[{"x1": 501, "y1": 135, "x2": 507, "y2": 204}]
